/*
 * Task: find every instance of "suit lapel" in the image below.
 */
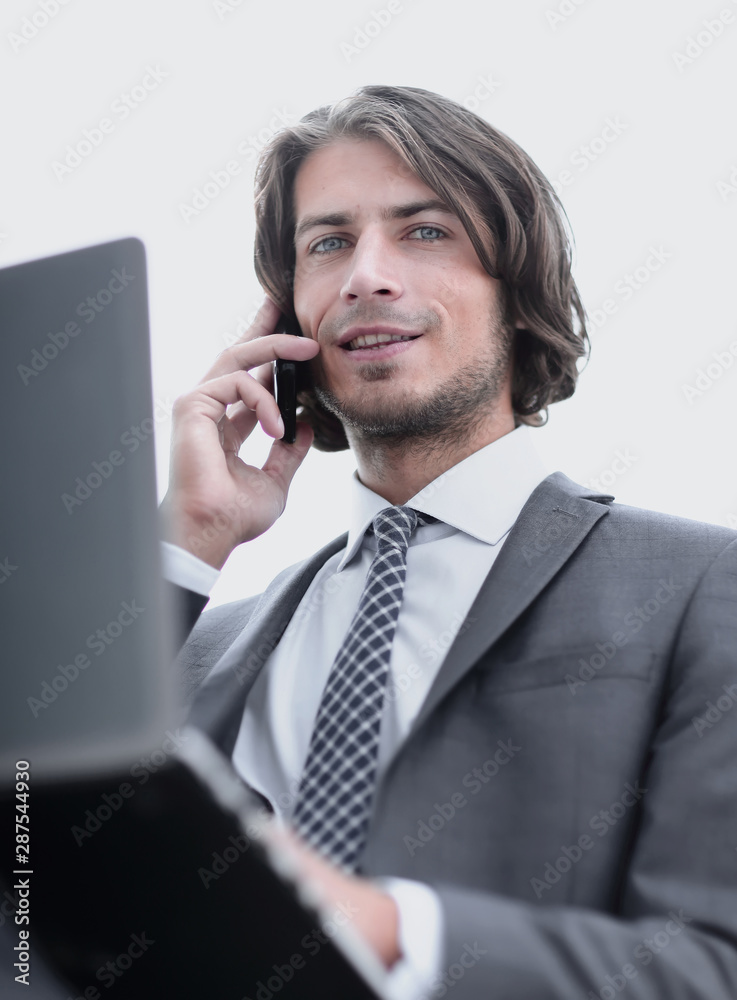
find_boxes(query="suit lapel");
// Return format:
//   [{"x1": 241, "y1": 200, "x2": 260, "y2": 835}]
[
  {"x1": 187, "y1": 532, "x2": 348, "y2": 756},
  {"x1": 189, "y1": 473, "x2": 612, "y2": 770},
  {"x1": 399, "y1": 472, "x2": 613, "y2": 751}
]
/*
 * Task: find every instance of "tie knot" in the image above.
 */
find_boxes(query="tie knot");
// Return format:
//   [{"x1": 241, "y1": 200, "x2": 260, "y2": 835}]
[{"x1": 371, "y1": 505, "x2": 435, "y2": 554}]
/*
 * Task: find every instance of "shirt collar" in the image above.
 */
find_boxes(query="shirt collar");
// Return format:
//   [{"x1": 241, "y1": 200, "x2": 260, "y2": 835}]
[{"x1": 336, "y1": 425, "x2": 550, "y2": 571}]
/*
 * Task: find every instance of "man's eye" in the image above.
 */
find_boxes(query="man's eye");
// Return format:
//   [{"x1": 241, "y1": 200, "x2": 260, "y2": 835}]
[
  {"x1": 310, "y1": 236, "x2": 349, "y2": 255},
  {"x1": 408, "y1": 225, "x2": 446, "y2": 241}
]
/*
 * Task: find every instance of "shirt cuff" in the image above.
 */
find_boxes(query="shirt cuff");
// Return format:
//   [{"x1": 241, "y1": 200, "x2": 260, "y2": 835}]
[
  {"x1": 373, "y1": 876, "x2": 444, "y2": 1000},
  {"x1": 160, "y1": 541, "x2": 220, "y2": 597}
]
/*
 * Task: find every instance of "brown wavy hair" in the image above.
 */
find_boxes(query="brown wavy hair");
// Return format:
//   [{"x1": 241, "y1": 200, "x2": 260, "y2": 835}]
[{"x1": 253, "y1": 84, "x2": 588, "y2": 451}]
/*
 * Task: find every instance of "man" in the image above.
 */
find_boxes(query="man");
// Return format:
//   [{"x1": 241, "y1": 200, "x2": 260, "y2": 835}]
[{"x1": 160, "y1": 85, "x2": 737, "y2": 998}]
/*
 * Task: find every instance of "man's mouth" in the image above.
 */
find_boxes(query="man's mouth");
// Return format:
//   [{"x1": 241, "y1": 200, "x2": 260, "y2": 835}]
[{"x1": 344, "y1": 332, "x2": 420, "y2": 351}]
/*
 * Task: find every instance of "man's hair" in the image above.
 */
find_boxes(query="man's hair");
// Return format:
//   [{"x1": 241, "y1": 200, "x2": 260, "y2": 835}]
[{"x1": 253, "y1": 84, "x2": 588, "y2": 451}]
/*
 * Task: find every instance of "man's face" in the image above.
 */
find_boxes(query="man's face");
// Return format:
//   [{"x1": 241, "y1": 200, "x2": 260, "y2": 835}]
[{"x1": 292, "y1": 138, "x2": 513, "y2": 442}]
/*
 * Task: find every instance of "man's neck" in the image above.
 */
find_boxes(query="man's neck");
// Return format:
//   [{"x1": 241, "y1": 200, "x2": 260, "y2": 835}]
[{"x1": 348, "y1": 410, "x2": 517, "y2": 506}]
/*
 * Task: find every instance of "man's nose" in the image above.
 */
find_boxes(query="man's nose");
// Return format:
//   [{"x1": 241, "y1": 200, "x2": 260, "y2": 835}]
[{"x1": 340, "y1": 232, "x2": 403, "y2": 302}]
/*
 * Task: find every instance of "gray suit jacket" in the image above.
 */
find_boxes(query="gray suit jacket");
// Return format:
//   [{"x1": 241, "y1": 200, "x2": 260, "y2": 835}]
[{"x1": 178, "y1": 472, "x2": 737, "y2": 999}]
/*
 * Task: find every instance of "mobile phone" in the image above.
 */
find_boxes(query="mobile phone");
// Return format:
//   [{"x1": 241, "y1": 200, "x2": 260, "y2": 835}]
[{"x1": 273, "y1": 313, "x2": 307, "y2": 444}]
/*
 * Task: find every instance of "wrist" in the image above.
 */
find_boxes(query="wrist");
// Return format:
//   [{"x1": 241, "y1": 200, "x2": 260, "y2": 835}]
[{"x1": 158, "y1": 497, "x2": 239, "y2": 570}]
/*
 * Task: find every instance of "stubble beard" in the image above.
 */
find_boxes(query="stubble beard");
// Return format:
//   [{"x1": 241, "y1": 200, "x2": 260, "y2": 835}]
[{"x1": 311, "y1": 319, "x2": 514, "y2": 454}]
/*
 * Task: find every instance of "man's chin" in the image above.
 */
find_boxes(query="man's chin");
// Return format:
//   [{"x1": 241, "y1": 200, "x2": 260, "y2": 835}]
[
  {"x1": 313, "y1": 384, "x2": 428, "y2": 439},
  {"x1": 312, "y1": 345, "x2": 512, "y2": 443}
]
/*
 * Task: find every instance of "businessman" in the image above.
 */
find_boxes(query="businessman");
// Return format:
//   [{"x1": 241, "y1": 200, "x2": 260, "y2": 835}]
[{"x1": 160, "y1": 85, "x2": 737, "y2": 999}]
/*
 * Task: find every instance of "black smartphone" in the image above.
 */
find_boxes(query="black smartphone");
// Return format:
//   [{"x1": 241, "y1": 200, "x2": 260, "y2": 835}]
[{"x1": 273, "y1": 313, "x2": 307, "y2": 444}]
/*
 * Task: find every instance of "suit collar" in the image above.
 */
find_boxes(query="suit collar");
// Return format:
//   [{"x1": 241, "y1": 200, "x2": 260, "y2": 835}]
[{"x1": 337, "y1": 425, "x2": 549, "y2": 570}]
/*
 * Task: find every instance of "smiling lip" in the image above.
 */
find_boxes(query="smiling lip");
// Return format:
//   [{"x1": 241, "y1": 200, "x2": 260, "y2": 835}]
[
  {"x1": 336, "y1": 326, "x2": 423, "y2": 358},
  {"x1": 342, "y1": 338, "x2": 420, "y2": 361}
]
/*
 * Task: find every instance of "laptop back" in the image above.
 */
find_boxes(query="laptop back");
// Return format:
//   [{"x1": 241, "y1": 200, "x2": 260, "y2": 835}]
[{"x1": 0, "y1": 238, "x2": 177, "y2": 781}]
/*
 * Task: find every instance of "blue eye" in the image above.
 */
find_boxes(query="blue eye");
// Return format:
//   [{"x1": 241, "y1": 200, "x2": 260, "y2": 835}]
[
  {"x1": 408, "y1": 225, "x2": 445, "y2": 241},
  {"x1": 311, "y1": 236, "x2": 348, "y2": 255}
]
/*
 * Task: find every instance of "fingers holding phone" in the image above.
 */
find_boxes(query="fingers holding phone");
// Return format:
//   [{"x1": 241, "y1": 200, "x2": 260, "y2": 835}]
[{"x1": 160, "y1": 298, "x2": 319, "y2": 568}]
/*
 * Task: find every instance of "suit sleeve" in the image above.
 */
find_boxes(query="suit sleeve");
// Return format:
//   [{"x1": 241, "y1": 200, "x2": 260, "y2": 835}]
[
  {"x1": 430, "y1": 538, "x2": 737, "y2": 999},
  {"x1": 159, "y1": 541, "x2": 214, "y2": 642},
  {"x1": 169, "y1": 581, "x2": 210, "y2": 644}
]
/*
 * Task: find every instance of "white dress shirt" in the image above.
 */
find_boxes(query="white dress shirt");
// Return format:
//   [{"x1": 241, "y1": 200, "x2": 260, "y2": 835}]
[{"x1": 162, "y1": 424, "x2": 549, "y2": 999}]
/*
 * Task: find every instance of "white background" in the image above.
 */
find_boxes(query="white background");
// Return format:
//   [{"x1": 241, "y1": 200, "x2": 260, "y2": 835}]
[{"x1": 2, "y1": 0, "x2": 735, "y2": 608}]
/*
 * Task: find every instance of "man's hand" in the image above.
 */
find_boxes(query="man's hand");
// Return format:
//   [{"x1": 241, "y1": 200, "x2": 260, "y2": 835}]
[
  {"x1": 159, "y1": 297, "x2": 320, "y2": 569},
  {"x1": 266, "y1": 826, "x2": 402, "y2": 970}
]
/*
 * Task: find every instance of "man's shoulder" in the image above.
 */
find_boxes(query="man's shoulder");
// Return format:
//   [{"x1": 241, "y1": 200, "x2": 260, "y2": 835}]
[
  {"x1": 541, "y1": 470, "x2": 737, "y2": 553},
  {"x1": 606, "y1": 496, "x2": 735, "y2": 536},
  {"x1": 598, "y1": 497, "x2": 737, "y2": 561}
]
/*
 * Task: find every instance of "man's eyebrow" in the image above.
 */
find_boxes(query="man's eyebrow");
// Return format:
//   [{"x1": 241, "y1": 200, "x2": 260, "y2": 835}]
[{"x1": 293, "y1": 199, "x2": 455, "y2": 244}]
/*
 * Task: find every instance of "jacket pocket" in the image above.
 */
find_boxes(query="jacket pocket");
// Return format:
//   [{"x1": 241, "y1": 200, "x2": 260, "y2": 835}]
[{"x1": 474, "y1": 646, "x2": 657, "y2": 697}]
